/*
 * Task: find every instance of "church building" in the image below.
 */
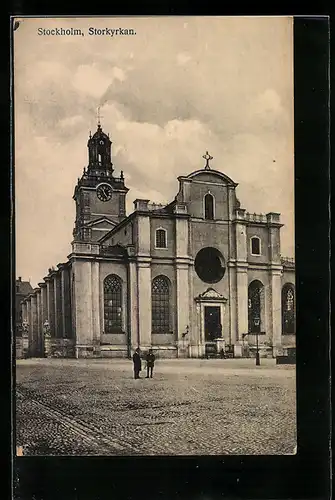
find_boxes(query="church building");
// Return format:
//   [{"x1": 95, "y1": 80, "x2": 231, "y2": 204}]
[{"x1": 20, "y1": 122, "x2": 296, "y2": 359}]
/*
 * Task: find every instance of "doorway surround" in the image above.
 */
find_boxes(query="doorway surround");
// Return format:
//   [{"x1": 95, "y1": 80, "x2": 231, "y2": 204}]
[{"x1": 195, "y1": 287, "x2": 228, "y2": 355}]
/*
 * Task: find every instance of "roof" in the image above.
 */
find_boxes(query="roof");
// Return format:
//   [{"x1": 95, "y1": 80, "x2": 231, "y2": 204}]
[
  {"x1": 183, "y1": 168, "x2": 238, "y2": 186},
  {"x1": 16, "y1": 279, "x2": 34, "y2": 296},
  {"x1": 90, "y1": 124, "x2": 110, "y2": 142}
]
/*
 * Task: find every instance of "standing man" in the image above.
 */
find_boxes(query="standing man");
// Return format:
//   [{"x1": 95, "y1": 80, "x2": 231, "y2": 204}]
[
  {"x1": 145, "y1": 349, "x2": 155, "y2": 378},
  {"x1": 132, "y1": 348, "x2": 142, "y2": 379}
]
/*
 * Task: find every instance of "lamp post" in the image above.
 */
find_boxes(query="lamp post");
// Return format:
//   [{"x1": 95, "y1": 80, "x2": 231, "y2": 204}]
[{"x1": 254, "y1": 317, "x2": 260, "y2": 366}]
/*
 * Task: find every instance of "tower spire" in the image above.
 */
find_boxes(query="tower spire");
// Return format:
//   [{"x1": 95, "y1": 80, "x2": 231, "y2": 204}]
[{"x1": 96, "y1": 106, "x2": 103, "y2": 128}]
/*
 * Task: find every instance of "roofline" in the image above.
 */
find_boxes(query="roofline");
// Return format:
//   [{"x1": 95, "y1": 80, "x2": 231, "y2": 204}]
[
  {"x1": 179, "y1": 168, "x2": 238, "y2": 186},
  {"x1": 98, "y1": 212, "x2": 137, "y2": 243}
]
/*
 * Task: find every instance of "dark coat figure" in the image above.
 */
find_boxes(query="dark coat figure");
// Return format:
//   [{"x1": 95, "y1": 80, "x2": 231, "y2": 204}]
[
  {"x1": 132, "y1": 348, "x2": 142, "y2": 379},
  {"x1": 220, "y1": 348, "x2": 226, "y2": 359},
  {"x1": 146, "y1": 349, "x2": 155, "y2": 378}
]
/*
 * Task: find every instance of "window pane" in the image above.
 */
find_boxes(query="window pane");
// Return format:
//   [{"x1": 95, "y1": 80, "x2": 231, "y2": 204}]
[
  {"x1": 248, "y1": 281, "x2": 262, "y2": 333},
  {"x1": 152, "y1": 276, "x2": 170, "y2": 333},
  {"x1": 205, "y1": 194, "x2": 214, "y2": 220},
  {"x1": 251, "y1": 238, "x2": 260, "y2": 254},
  {"x1": 282, "y1": 285, "x2": 295, "y2": 334},
  {"x1": 103, "y1": 275, "x2": 122, "y2": 333},
  {"x1": 156, "y1": 229, "x2": 167, "y2": 248}
]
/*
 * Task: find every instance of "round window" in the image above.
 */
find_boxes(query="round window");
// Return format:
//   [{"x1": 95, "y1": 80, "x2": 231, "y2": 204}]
[{"x1": 194, "y1": 247, "x2": 226, "y2": 284}]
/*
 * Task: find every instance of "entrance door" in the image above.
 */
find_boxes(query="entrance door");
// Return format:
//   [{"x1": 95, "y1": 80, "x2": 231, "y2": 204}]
[{"x1": 204, "y1": 306, "x2": 221, "y2": 341}]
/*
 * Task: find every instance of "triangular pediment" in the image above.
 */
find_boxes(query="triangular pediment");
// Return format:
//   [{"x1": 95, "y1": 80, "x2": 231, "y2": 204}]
[
  {"x1": 85, "y1": 217, "x2": 117, "y2": 229},
  {"x1": 195, "y1": 287, "x2": 228, "y2": 302}
]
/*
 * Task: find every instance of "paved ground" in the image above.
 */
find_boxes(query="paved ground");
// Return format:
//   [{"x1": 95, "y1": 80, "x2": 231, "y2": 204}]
[{"x1": 15, "y1": 358, "x2": 296, "y2": 456}]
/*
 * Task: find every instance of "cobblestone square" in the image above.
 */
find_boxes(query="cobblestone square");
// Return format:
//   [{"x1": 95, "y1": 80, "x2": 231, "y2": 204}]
[{"x1": 16, "y1": 358, "x2": 296, "y2": 456}]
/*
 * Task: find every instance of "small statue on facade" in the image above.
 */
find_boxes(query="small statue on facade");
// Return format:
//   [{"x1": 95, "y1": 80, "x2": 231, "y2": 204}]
[
  {"x1": 22, "y1": 320, "x2": 29, "y2": 337},
  {"x1": 43, "y1": 320, "x2": 51, "y2": 338}
]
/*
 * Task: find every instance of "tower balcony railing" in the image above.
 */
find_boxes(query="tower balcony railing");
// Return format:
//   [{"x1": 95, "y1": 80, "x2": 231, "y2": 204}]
[
  {"x1": 78, "y1": 172, "x2": 125, "y2": 186},
  {"x1": 147, "y1": 202, "x2": 168, "y2": 211},
  {"x1": 235, "y1": 210, "x2": 281, "y2": 224},
  {"x1": 281, "y1": 256, "x2": 295, "y2": 267},
  {"x1": 245, "y1": 212, "x2": 268, "y2": 223}
]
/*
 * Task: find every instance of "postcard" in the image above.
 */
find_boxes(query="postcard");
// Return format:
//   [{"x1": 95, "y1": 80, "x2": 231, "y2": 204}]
[{"x1": 14, "y1": 16, "x2": 296, "y2": 457}]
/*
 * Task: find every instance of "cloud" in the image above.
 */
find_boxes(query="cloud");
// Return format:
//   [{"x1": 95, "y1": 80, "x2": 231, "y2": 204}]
[
  {"x1": 72, "y1": 64, "x2": 127, "y2": 99},
  {"x1": 58, "y1": 114, "x2": 85, "y2": 129},
  {"x1": 177, "y1": 52, "x2": 191, "y2": 65}
]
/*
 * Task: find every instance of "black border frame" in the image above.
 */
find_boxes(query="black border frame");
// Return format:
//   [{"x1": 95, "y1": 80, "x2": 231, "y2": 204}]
[{"x1": 7, "y1": 14, "x2": 330, "y2": 500}]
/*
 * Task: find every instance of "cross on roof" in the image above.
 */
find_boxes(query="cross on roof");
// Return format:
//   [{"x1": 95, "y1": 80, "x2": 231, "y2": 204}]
[
  {"x1": 96, "y1": 106, "x2": 104, "y2": 127},
  {"x1": 202, "y1": 151, "x2": 213, "y2": 170}
]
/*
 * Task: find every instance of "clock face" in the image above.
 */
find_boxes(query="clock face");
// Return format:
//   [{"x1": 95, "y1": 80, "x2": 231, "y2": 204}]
[{"x1": 96, "y1": 183, "x2": 112, "y2": 202}]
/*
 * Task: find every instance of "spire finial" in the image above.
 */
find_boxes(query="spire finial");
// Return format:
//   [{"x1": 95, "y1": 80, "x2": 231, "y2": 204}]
[
  {"x1": 97, "y1": 106, "x2": 103, "y2": 127},
  {"x1": 202, "y1": 151, "x2": 213, "y2": 170}
]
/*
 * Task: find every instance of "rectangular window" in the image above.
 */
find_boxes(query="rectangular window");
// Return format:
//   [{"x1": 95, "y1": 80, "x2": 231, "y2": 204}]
[
  {"x1": 251, "y1": 237, "x2": 261, "y2": 255},
  {"x1": 155, "y1": 229, "x2": 167, "y2": 248}
]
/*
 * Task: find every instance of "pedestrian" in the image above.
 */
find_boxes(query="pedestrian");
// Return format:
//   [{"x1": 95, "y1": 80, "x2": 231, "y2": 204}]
[
  {"x1": 145, "y1": 349, "x2": 155, "y2": 378},
  {"x1": 132, "y1": 347, "x2": 142, "y2": 379},
  {"x1": 219, "y1": 348, "x2": 226, "y2": 359}
]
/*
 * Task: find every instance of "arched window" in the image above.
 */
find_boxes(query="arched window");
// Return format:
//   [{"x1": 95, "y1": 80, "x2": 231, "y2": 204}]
[
  {"x1": 204, "y1": 193, "x2": 214, "y2": 220},
  {"x1": 248, "y1": 280, "x2": 264, "y2": 333},
  {"x1": 250, "y1": 236, "x2": 261, "y2": 255},
  {"x1": 104, "y1": 274, "x2": 122, "y2": 333},
  {"x1": 155, "y1": 228, "x2": 167, "y2": 248},
  {"x1": 282, "y1": 284, "x2": 295, "y2": 334},
  {"x1": 152, "y1": 275, "x2": 170, "y2": 333}
]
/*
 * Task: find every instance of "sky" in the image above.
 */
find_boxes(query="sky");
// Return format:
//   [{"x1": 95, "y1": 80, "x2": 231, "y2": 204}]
[{"x1": 14, "y1": 16, "x2": 294, "y2": 287}]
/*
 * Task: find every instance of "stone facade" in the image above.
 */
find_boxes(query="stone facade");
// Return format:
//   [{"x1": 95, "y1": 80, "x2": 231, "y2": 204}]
[{"x1": 21, "y1": 125, "x2": 295, "y2": 359}]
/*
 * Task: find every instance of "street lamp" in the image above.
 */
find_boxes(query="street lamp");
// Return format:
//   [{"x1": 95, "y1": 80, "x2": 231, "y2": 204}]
[{"x1": 254, "y1": 317, "x2": 260, "y2": 366}]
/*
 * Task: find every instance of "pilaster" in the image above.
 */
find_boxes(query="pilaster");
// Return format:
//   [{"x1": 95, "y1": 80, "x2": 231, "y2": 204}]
[
  {"x1": 270, "y1": 266, "x2": 283, "y2": 350},
  {"x1": 53, "y1": 273, "x2": 62, "y2": 338},
  {"x1": 59, "y1": 268, "x2": 66, "y2": 338},
  {"x1": 129, "y1": 260, "x2": 139, "y2": 349},
  {"x1": 30, "y1": 294, "x2": 38, "y2": 356},
  {"x1": 137, "y1": 258, "x2": 151, "y2": 348},
  {"x1": 21, "y1": 301, "x2": 27, "y2": 323},
  {"x1": 228, "y1": 262, "x2": 236, "y2": 345},
  {"x1": 175, "y1": 218, "x2": 189, "y2": 258},
  {"x1": 137, "y1": 215, "x2": 151, "y2": 256},
  {"x1": 236, "y1": 265, "x2": 248, "y2": 342},
  {"x1": 235, "y1": 212, "x2": 247, "y2": 262},
  {"x1": 176, "y1": 262, "x2": 190, "y2": 345},
  {"x1": 26, "y1": 298, "x2": 32, "y2": 355},
  {"x1": 45, "y1": 277, "x2": 54, "y2": 336},
  {"x1": 91, "y1": 261, "x2": 100, "y2": 342},
  {"x1": 73, "y1": 260, "x2": 93, "y2": 348},
  {"x1": 36, "y1": 289, "x2": 42, "y2": 355},
  {"x1": 39, "y1": 283, "x2": 48, "y2": 327}
]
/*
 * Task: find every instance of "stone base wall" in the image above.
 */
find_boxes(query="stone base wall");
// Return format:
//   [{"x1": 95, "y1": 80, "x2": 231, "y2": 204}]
[
  {"x1": 16, "y1": 337, "x2": 23, "y2": 359},
  {"x1": 150, "y1": 346, "x2": 178, "y2": 359},
  {"x1": 100, "y1": 346, "x2": 129, "y2": 359},
  {"x1": 50, "y1": 338, "x2": 75, "y2": 358},
  {"x1": 248, "y1": 346, "x2": 274, "y2": 359},
  {"x1": 281, "y1": 334, "x2": 296, "y2": 347}
]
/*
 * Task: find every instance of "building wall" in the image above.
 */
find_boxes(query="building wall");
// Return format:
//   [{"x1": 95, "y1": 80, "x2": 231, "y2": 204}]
[
  {"x1": 103, "y1": 220, "x2": 134, "y2": 247},
  {"x1": 246, "y1": 225, "x2": 270, "y2": 264},
  {"x1": 187, "y1": 177, "x2": 230, "y2": 220},
  {"x1": 150, "y1": 218, "x2": 175, "y2": 258},
  {"x1": 86, "y1": 187, "x2": 122, "y2": 223}
]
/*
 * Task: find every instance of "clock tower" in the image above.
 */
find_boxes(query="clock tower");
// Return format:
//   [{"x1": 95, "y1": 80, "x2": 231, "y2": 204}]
[{"x1": 73, "y1": 123, "x2": 129, "y2": 242}]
